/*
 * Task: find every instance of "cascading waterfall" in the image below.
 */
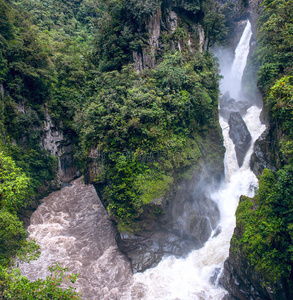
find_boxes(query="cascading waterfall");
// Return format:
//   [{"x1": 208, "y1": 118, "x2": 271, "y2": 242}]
[
  {"x1": 230, "y1": 21, "x2": 253, "y2": 95},
  {"x1": 123, "y1": 20, "x2": 266, "y2": 300},
  {"x1": 221, "y1": 21, "x2": 253, "y2": 99},
  {"x1": 19, "y1": 20, "x2": 266, "y2": 300}
]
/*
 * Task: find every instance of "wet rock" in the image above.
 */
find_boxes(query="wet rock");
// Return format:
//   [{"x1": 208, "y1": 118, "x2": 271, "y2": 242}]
[
  {"x1": 250, "y1": 127, "x2": 277, "y2": 176},
  {"x1": 229, "y1": 112, "x2": 252, "y2": 167},
  {"x1": 115, "y1": 172, "x2": 222, "y2": 273},
  {"x1": 212, "y1": 225, "x2": 222, "y2": 238},
  {"x1": 219, "y1": 92, "x2": 252, "y2": 120},
  {"x1": 42, "y1": 109, "x2": 79, "y2": 183},
  {"x1": 61, "y1": 182, "x2": 72, "y2": 188},
  {"x1": 210, "y1": 267, "x2": 221, "y2": 285},
  {"x1": 220, "y1": 196, "x2": 291, "y2": 300},
  {"x1": 188, "y1": 215, "x2": 212, "y2": 244},
  {"x1": 116, "y1": 231, "x2": 195, "y2": 273},
  {"x1": 220, "y1": 247, "x2": 288, "y2": 300},
  {"x1": 96, "y1": 109, "x2": 225, "y2": 273}
]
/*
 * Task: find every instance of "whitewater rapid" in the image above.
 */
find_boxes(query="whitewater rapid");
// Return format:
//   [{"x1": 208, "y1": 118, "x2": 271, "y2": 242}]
[
  {"x1": 19, "y1": 178, "x2": 133, "y2": 299},
  {"x1": 123, "y1": 19, "x2": 266, "y2": 299}
]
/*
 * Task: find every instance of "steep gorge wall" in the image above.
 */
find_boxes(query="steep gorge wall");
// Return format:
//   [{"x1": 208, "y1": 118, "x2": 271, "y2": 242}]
[
  {"x1": 89, "y1": 1, "x2": 226, "y2": 272},
  {"x1": 112, "y1": 129, "x2": 225, "y2": 272},
  {"x1": 132, "y1": 0, "x2": 205, "y2": 72},
  {"x1": 220, "y1": 0, "x2": 293, "y2": 299}
]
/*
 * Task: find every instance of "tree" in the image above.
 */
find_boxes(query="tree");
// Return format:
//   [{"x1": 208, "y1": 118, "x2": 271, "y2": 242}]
[{"x1": 203, "y1": 0, "x2": 228, "y2": 50}]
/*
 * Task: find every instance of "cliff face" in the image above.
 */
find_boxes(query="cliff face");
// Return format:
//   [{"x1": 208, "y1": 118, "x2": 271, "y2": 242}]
[
  {"x1": 220, "y1": 0, "x2": 293, "y2": 297},
  {"x1": 87, "y1": 1, "x2": 226, "y2": 272},
  {"x1": 220, "y1": 219, "x2": 288, "y2": 300},
  {"x1": 41, "y1": 110, "x2": 78, "y2": 184},
  {"x1": 132, "y1": 0, "x2": 205, "y2": 72},
  {"x1": 111, "y1": 129, "x2": 225, "y2": 272}
]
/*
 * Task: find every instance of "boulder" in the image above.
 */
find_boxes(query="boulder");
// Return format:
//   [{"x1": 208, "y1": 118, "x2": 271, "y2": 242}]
[
  {"x1": 219, "y1": 92, "x2": 252, "y2": 120},
  {"x1": 250, "y1": 128, "x2": 277, "y2": 176},
  {"x1": 114, "y1": 172, "x2": 221, "y2": 273},
  {"x1": 116, "y1": 231, "x2": 195, "y2": 273},
  {"x1": 228, "y1": 112, "x2": 252, "y2": 167}
]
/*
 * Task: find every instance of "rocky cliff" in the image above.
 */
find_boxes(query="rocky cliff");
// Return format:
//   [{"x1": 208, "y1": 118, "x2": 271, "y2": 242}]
[
  {"x1": 220, "y1": 201, "x2": 288, "y2": 300},
  {"x1": 111, "y1": 128, "x2": 225, "y2": 272},
  {"x1": 220, "y1": 0, "x2": 293, "y2": 298},
  {"x1": 88, "y1": 1, "x2": 227, "y2": 272}
]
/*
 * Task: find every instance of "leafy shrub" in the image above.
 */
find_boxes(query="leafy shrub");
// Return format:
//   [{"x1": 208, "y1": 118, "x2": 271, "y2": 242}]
[
  {"x1": 75, "y1": 51, "x2": 221, "y2": 229},
  {"x1": 0, "y1": 263, "x2": 81, "y2": 299},
  {"x1": 236, "y1": 167, "x2": 293, "y2": 285}
]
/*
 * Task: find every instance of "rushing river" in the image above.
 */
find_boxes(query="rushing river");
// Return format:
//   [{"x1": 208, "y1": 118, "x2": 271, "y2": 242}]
[
  {"x1": 20, "y1": 20, "x2": 266, "y2": 299},
  {"x1": 19, "y1": 178, "x2": 133, "y2": 299}
]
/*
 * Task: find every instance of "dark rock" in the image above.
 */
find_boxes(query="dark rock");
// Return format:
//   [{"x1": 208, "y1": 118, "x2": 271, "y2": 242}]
[
  {"x1": 61, "y1": 182, "x2": 72, "y2": 188},
  {"x1": 212, "y1": 225, "x2": 222, "y2": 238},
  {"x1": 115, "y1": 172, "x2": 222, "y2": 273},
  {"x1": 210, "y1": 267, "x2": 221, "y2": 285},
  {"x1": 97, "y1": 124, "x2": 225, "y2": 273},
  {"x1": 222, "y1": 294, "x2": 237, "y2": 300},
  {"x1": 229, "y1": 112, "x2": 252, "y2": 167},
  {"x1": 220, "y1": 196, "x2": 291, "y2": 300},
  {"x1": 60, "y1": 152, "x2": 74, "y2": 182},
  {"x1": 250, "y1": 127, "x2": 278, "y2": 176},
  {"x1": 116, "y1": 231, "x2": 195, "y2": 273},
  {"x1": 220, "y1": 248, "x2": 288, "y2": 300},
  {"x1": 219, "y1": 92, "x2": 252, "y2": 120}
]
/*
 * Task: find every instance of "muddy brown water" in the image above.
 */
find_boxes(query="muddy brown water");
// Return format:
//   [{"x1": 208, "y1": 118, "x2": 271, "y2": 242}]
[{"x1": 19, "y1": 177, "x2": 133, "y2": 299}]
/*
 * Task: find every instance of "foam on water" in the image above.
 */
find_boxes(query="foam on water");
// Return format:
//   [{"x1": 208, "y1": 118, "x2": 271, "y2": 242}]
[
  {"x1": 123, "y1": 19, "x2": 265, "y2": 300},
  {"x1": 19, "y1": 178, "x2": 133, "y2": 300}
]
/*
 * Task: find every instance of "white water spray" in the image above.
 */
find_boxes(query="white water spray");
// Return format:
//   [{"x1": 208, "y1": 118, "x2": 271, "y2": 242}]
[
  {"x1": 221, "y1": 21, "x2": 253, "y2": 99},
  {"x1": 124, "y1": 20, "x2": 265, "y2": 300}
]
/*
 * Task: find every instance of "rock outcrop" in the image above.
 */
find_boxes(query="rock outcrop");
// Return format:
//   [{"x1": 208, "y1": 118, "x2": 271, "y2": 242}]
[
  {"x1": 132, "y1": 1, "x2": 205, "y2": 72},
  {"x1": 250, "y1": 127, "x2": 278, "y2": 176},
  {"x1": 220, "y1": 197, "x2": 289, "y2": 300},
  {"x1": 94, "y1": 128, "x2": 225, "y2": 272},
  {"x1": 219, "y1": 92, "x2": 252, "y2": 120},
  {"x1": 42, "y1": 109, "x2": 78, "y2": 183},
  {"x1": 220, "y1": 248, "x2": 287, "y2": 300},
  {"x1": 228, "y1": 112, "x2": 252, "y2": 167},
  {"x1": 115, "y1": 170, "x2": 221, "y2": 272}
]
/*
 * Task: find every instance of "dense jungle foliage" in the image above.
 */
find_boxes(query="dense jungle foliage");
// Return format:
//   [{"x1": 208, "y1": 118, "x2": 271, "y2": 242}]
[
  {"x1": 0, "y1": 0, "x2": 226, "y2": 230},
  {"x1": 1, "y1": 0, "x2": 292, "y2": 297},
  {"x1": 0, "y1": 0, "x2": 228, "y2": 297},
  {"x1": 75, "y1": 51, "x2": 222, "y2": 230},
  {"x1": 234, "y1": 0, "x2": 293, "y2": 294}
]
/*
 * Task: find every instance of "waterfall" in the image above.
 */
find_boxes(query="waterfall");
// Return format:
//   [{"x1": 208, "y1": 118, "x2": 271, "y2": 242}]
[
  {"x1": 231, "y1": 21, "x2": 252, "y2": 83},
  {"x1": 19, "y1": 20, "x2": 266, "y2": 300},
  {"x1": 221, "y1": 20, "x2": 253, "y2": 99},
  {"x1": 124, "y1": 20, "x2": 266, "y2": 300}
]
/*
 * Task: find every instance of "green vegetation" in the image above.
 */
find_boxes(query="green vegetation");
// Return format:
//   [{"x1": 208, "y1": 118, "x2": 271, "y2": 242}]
[
  {"x1": 0, "y1": 150, "x2": 36, "y2": 265},
  {"x1": 0, "y1": 149, "x2": 80, "y2": 298},
  {"x1": 0, "y1": 0, "x2": 89, "y2": 295},
  {"x1": 235, "y1": 167, "x2": 293, "y2": 285},
  {"x1": 0, "y1": 263, "x2": 80, "y2": 299},
  {"x1": 75, "y1": 51, "x2": 222, "y2": 229},
  {"x1": 0, "y1": 0, "x2": 227, "y2": 229},
  {"x1": 232, "y1": 0, "x2": 293, "y2": 293},
  {"x1": 257, "y1": 0, "x2": 293, "y2": 93},
  {"x1": 0, "y1": 0, "x2": 228, "y2": 295}
]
